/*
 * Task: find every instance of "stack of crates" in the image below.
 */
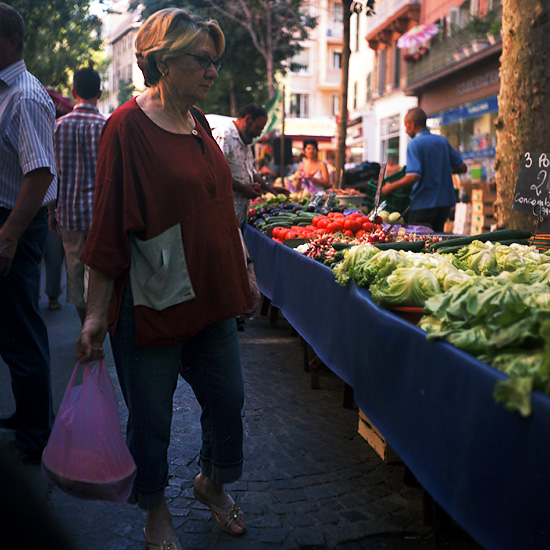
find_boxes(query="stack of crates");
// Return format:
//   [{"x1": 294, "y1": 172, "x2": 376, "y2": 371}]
[
  {"x1": 365, "y1": 166, "x2": 411, "y2": 220},
  {"x1": 470, "y1": 186, "x2": 497, "y2": 235}
]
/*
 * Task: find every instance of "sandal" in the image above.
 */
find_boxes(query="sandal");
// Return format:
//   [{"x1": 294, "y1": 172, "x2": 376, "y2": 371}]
[
  {"x1": 143, "y1": 528, "x2": 183, "y2": 550},
  {"x1": 193, "y1": 486, "x2": 246, "y2": 536}
]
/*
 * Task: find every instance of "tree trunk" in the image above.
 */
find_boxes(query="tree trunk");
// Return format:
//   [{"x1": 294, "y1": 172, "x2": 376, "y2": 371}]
[
  {"x1": 227, "y1": 69, "x2": 237, "y2": 116},
  {"x1": 495, "y1": 0, "x2": 550, "y2": 232},
  {"x1": 334, "y1": 0, "x2": 352, "y2": 188}
]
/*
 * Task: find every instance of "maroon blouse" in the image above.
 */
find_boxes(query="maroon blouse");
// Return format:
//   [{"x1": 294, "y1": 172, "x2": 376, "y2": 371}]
[{"x1": 81, "y1": 99, "x2": 252, "y2": 346}]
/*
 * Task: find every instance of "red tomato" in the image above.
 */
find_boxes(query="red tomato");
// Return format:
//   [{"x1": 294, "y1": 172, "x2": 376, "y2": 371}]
[
  {"x1": 326, "y1": 222, "x2": 343, "y2": 233},
  {"x1": 317, "y1": 218, "x2": 329, "y2": 229},
  {"x1": 356, "y1": 230, "x2": 366, "y2": 238},
  {"x1": 344, "y1": 229, "x2": 354, "y2": 237},
  {"x1": 272, "y1": 227, "x2": 281, "y2": 239},
  {"x1": 278, "y1": 228, "x2": 290, "y2": 239},
  {"x1": 312, "y1": 216, "x2": 323, "y2": 227},
  {"x1": 362, "y1": 221, "x2": 374, "y2": 230},
  {"x1": 355, "y1": 216, "x2": 369, "y2": 225},
  {"x1": 343, "y1": 219, "x2": 361, "y2": 233}
]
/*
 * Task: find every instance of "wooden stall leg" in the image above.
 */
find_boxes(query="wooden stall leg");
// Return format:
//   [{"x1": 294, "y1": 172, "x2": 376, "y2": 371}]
[
  {"x1": 269, "y1": 304, "x2": 279, "y2": 326},
  {"x1": 260, "y1": 295, "x2": 270, "y2": 317},
  {"x1": 343, "y1": 383, "x2": 354, "y2": 409},
  {"x1": 308, "y1": 354, "x2": 321, "y2": 389}
]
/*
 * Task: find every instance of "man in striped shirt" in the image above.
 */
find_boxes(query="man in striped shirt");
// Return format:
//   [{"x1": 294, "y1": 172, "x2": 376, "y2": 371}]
[
  {"x1": 52, "y1": 67, "x2": 105, "y2": 323},
  {"x1": 0, "y1": 3, "x2": 57, "y2": 464}
]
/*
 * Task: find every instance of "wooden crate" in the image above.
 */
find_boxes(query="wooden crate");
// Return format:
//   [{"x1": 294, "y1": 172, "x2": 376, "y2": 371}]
[
  {"x1": 472, "y1": 200, "x2": 495, "y2": 217},
  {"x1": 471, "y1": 187, "x2": 497, "y2": 204},
  {"x1": 358, "y1": 410, "x2": 401, "y2": 464}
]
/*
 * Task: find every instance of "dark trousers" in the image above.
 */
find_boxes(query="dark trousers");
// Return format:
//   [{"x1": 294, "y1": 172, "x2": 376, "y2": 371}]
[
  {"x1": 111, "y1": 282, "x2": 244, "y2": 510},
  {"x1": 408, "y1": 206, "x2": 451, "y2": 233},
  {"x1": 0, "y1": 207, "x2": 53, "y2": 453}
]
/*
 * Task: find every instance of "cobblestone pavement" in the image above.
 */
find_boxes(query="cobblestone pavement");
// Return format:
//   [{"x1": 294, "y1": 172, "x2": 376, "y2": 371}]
[{"x1": 0, "y1": 276, "x2": 480, "y2": 550}]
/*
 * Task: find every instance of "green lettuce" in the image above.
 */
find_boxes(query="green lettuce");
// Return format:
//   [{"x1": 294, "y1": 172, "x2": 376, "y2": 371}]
[{"x1": 369, "y1": 266, "x2": 441, "y2": 307}]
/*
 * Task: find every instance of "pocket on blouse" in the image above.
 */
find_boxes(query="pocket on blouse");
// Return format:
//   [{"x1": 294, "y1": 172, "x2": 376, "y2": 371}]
[{"x1": 129, "y1": 224, "x2": 195, "y2": 310}]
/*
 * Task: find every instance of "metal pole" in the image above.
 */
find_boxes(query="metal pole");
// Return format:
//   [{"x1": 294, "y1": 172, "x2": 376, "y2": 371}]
[{"x1": 280, "y1": 84, "x2": 285, "y2": 182}]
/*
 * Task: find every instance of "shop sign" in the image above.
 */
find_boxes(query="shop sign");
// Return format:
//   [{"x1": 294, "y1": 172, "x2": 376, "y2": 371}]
[
  {"x1": 428, "y1": 95, "x2": 498, "y2": 128},
  {"x1": 457, "y1": 70, "x2": 499, "y2": 97},
  {"x1": 462, "y1": 147, "x2": 496, "y2": 161},
  {"x1": 513, "y1": 152, "x2": 550, "y2": 217}
]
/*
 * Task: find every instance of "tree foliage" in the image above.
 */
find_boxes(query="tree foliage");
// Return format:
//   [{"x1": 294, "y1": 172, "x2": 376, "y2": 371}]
[
  {"x1": 131, "y1": 0, "x2": 315, "y2": 114},
  {"x1": 9, "y1": 0, "x2": 105, "y2": 95}
]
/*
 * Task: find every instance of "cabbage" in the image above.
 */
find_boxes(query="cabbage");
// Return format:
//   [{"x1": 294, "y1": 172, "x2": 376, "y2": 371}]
[
  {"x1": 453, "y1": 240, "x2": 499, "y2": 275},
  {"x1": 333, "y1": 244, "x2": 377, "y2": 286},
  {"x1": 369, "y1": 266, "x2": 441, "y2": 307}
]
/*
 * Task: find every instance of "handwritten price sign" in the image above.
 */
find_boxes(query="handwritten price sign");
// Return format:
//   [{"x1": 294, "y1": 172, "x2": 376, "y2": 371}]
[{"x1": 512, "y1": 152, "x2": 550, "y2": 216}]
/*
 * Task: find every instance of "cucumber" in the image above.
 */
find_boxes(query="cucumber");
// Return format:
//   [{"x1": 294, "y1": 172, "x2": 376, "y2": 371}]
[
  {"x1": 429, "y1": 229, "x2": 532, "y2": 251},
  {"x1": 374, "y1": 240, "x2": 426, "y2": 252},
  {"x1": 332, "y1": 242, "x2": 354, "y2": 251}
]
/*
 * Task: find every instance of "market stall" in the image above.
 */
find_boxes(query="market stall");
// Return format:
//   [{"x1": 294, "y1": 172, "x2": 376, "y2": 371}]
[{"x1": 244, "y1": 224, "x2": 550, "y2": 550}]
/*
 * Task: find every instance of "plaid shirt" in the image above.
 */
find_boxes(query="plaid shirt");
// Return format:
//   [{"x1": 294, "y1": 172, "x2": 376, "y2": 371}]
[{"x1": 54, "y1": 103, "x2": 105, "y2": 231}]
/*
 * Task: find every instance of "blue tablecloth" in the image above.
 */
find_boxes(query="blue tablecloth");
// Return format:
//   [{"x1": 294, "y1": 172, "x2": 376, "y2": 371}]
[{"x1": 244, "y1": 225, "x2": 550, "y2": 550}]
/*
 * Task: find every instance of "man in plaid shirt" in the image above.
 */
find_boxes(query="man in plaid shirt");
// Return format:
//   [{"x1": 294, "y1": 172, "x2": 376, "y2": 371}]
[{"x1": 52, "y1": 67, "x2": 105, "y2": 323}]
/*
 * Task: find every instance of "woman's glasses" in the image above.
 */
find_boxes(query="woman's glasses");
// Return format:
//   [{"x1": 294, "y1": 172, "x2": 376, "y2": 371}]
[{"x1": 182, "y1": 52, "x2": 222, "y2": 71}]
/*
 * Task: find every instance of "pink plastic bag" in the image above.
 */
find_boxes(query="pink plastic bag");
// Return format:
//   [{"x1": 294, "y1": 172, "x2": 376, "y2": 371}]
[{"x1": 42, "y1": 361, "x2": 136, "y2": 502}]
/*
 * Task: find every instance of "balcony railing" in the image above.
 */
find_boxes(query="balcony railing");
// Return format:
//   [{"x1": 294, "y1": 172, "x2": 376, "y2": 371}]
[
  {"x1": 406, "y1": 31, "x2": 502, "y2": 88},
  {"x1": 365, "y1": 0, "x2": 420, "y2": 34}
]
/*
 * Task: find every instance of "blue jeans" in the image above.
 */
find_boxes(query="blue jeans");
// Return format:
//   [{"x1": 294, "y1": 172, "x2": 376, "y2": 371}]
[
  {"x1": 0, "y1": 207, "x2": 53, "y2": 453},
  {"x1": 110, "y1": 282, "x2": 245, "y2": 510}
]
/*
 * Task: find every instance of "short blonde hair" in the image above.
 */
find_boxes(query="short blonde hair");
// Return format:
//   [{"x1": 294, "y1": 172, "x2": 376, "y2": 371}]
[{"x1": 135, "y1": 8, "x2": 225, "y2": 87}]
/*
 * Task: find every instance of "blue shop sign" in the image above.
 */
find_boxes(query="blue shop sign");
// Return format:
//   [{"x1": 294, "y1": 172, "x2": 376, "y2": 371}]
[{"x1": 428, "y1": 96, "x2": 498, "y2": 128}]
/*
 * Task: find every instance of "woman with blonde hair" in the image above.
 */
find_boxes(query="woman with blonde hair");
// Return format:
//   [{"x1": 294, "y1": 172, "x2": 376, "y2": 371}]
[{"x1": 76, "y1": 8, "x2": 257, "y2": 548}]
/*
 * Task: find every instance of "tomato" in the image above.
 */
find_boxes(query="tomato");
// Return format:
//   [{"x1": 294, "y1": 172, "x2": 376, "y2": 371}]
[
  {"x1": 272, "y1": 227, "x2": 281, "y2": 239},
  {"x1": 312, "y1": 216, "x2": 324, "y2": 227},
  {"x1": 326, "y1": 222, "x2": 343, "y2": 233},
  {"x1": 362, "y1": 221, "x2": 374, "y2": 230},
  {"x1": 344, "y1": 229, "x2": 354, "y2": 237},
  {"x1": 317, "y1": 218, "x2": 329, "y2": 229},
  {"x1": 278, "y1": 228, "x2": 290, "y2": 239},
  {"x1": 343, "y1": 219, "x2": 361, "y2": 233},
  {"x1": 355, "y1": 216, "x2": 369, "y2": 225},
  {"x1": 356, "y1": 230, "x2": 366, "y2": 238}
]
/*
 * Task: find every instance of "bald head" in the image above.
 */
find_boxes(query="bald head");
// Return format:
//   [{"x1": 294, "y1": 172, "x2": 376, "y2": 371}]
[{"x1": 404, "y1": 107, "x2": 427, "y2": 138}]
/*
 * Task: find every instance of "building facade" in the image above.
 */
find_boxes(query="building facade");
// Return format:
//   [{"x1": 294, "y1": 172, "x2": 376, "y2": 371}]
[
  {"x1": 282, "y1": 0, "x2": 344, "y2": 163},
  {"x1": 346, "y1": 0, "x2": 502, "y2": 182}
]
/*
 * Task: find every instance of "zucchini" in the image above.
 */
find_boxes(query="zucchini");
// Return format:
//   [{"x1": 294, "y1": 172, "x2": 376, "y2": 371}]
[
  {"x1": 332, "y1": 242, "x2": 354, "y2": 251},
  {"x1": 429, "y1": 229, "x2": 532, "y2": 251},
  {"x1": 374, "y1": 240, "x2": 426, "y2": 252}
]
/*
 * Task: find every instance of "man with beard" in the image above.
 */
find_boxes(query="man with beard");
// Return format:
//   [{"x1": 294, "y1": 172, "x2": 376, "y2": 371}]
[{"x1": 213, "y1": 104, "x2": 288, "y2": 227}]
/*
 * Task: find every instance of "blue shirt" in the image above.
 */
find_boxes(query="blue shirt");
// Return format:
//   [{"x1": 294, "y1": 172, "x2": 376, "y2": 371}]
[
  {"x1": 406, "y1": 128, "x2": 463, "y2": 211},
  {"x1": 0, "y1": 60, "x2": 57, "y2": 209}
]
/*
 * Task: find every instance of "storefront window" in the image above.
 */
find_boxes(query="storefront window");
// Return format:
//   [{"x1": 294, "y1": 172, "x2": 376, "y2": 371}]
[
  {"x1": 428, "y1": 96, "x2": 498, "y2": 183},
  {"x1": 380, "y1": 114, "x2": 400, "y2": 165}
]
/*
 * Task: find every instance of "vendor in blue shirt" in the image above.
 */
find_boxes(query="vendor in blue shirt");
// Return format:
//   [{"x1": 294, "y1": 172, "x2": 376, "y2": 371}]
[{"x1": 382, "y1": 107, "x2": 467, "y2": 232}]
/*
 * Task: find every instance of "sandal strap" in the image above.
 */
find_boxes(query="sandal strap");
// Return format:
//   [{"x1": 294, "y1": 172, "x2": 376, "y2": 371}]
[{"x1": 222, "y1": 502, "x2": 242, "y2": 530}]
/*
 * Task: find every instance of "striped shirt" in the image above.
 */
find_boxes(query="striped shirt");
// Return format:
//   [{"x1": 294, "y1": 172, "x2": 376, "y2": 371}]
[
  {"x1": 54, "y1": 103, "x2": 106, "y2": 231},
  {"x1": 0, "y1": 60, "x2": 57, "y2": 209}
]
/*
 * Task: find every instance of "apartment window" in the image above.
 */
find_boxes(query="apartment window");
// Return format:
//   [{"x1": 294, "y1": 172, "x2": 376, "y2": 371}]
[
  {"x1": 332, "y1": 94, "x2": 340, "y2": 117},
  {"x1": 290, "y1": 93, "x2": 309, "y2": 118},
  {"x1": 393, "y1": 45, "x2": 401, "y2": 89},
  {"x1": 332, "y1": 2, "x2": 343, "y2": 25},
  {"x1": 366, "y1": 72, "x2": 372, "y2": 102},
  {"x1": 333, "y1": 51, "x2": 342, "y2": 69},
  {"x1": 377, "y1": 49, "x2": 386, "y2": 96},
  {"x1": 291, "y1": 48, "x2": 310, "y2": 73}
]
